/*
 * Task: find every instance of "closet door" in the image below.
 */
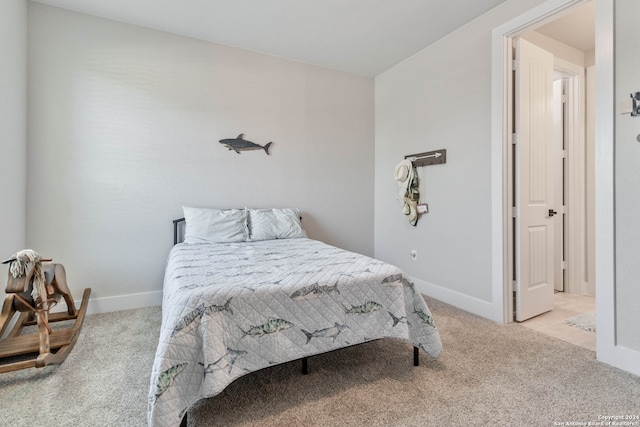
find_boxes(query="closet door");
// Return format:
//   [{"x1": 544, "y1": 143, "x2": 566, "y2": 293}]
[{"x1": 514, "y1": 38, "x2": 555, "y2": 321}]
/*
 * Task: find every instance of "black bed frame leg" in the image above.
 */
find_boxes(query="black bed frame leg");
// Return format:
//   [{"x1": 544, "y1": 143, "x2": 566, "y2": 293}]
[
  {"x1": 413, "y1": 346, "x2": 419, "y2": 366},
  {"x1": 302, "y1": 357, "x2": 309, "y2": 375}
]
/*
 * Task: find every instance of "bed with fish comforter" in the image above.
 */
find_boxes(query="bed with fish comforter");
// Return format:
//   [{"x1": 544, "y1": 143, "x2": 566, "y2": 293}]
[{"x1": 148, "y1": 238, "x2": 442, "y2": 426}]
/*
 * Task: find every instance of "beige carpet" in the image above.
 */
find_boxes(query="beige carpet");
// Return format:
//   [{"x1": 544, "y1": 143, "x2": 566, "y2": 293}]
[{"x1": 1, "y1": 297, "x2": 638, "y2": 426}]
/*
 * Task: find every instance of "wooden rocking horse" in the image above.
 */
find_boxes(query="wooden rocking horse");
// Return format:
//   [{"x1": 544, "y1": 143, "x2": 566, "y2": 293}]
[{"x1": 0, "y1": 249, "x2": 90, "y2": 373}]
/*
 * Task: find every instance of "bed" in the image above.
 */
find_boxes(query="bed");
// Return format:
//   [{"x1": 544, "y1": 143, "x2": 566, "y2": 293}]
[{"x1": 148, "y1": 207, "x2": 442, "y2": 427}]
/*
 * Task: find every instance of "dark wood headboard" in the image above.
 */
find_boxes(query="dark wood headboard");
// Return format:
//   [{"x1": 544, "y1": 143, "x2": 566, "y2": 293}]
[{"x1": 173, "y1": 218, "x2": 185, "y2": 245}]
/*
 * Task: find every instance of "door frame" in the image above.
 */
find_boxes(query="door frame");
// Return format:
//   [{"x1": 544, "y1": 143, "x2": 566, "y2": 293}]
[
  {"x1": 554, "y1": 58, "x2": 590, "y2": 296},
  {"x1": 551, "y1": 77, "x2": 565, "y2": 293},
  {"x1": 491, "y1": 0, "x2": 589, "y2": 324},
  {"x1": 490, "y1": 0, "x2": 635, "y2": 374}
]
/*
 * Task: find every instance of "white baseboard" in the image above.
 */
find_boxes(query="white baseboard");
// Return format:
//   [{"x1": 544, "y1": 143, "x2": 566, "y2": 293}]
[
  {"x1": 52, "y1": 290, "x2": 162, "y2": 315},
  {"x1": 598, "y1": 344, "x2": 640, "y2": 378},
  {"x1": 411, "y1": 277, "x2": 496, "y2": 321},
  {"x1": 59, "y1": 280, "x2": 496, "y2": 323},
  {"x1": 55, "y1": 280, "x2": 494, "y2": 321}
]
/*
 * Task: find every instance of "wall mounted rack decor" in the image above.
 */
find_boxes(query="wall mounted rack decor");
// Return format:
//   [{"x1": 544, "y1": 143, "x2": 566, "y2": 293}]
[
  {"x1": 404, "y1": 149, "x2": 446, "y2": 167},
  {"x1": 630, "y1": 92, "x2": 640, "y2": 117}
]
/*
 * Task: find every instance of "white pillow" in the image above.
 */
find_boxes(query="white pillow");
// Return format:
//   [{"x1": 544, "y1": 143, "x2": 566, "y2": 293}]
[
  {"x1": 248, "y1": 208, "x2": 306, "y2": 241},
  {"x1": 183, "y1": 207, "x2": 248, "y2": 243}
]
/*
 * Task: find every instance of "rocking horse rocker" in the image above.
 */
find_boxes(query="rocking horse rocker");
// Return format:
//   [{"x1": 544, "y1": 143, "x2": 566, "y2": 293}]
[{"x1": 0, "y1": 249, "x2": 90, "y2": 373}]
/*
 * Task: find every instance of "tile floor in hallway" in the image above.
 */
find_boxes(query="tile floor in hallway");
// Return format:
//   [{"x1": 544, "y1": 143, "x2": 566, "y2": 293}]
[{"x1": 520, "y1": 292, "x2": 596, "y2": 351}]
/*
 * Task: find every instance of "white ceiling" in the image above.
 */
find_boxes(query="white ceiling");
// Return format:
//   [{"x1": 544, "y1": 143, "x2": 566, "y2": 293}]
[
  {"x1": 535, "y1": 1, "x2": 595, "y2": 52},
  {"x1": 31, "y1": 0, "x2": 508, "y2": 77}
]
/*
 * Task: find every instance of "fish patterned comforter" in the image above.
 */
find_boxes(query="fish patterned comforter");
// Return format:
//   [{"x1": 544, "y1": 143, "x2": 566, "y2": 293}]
[{"x1": 148, "y1": 238, "x2": 442, "y2": 426}]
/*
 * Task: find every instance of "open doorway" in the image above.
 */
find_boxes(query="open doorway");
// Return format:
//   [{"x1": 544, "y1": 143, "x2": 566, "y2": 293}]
[
  {"x1": 492, "y1": 0, "x2": 630, "y2": 374},
  {"x1": 507, "y1": 1, "x2": 596, "y2": 349}
]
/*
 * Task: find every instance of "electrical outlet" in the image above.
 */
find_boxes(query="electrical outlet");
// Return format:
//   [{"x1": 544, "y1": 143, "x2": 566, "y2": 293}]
[{"x1": 410, "y1": 249, "x2": 417, "y2": 261}]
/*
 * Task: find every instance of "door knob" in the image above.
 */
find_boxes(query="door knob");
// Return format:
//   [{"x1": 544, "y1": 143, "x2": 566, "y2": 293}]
[{"x1": 548, "y1": 209, "x2": 558, "y2": 217}]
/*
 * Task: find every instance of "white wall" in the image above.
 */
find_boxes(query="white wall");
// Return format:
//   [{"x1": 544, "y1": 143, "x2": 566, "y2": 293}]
[
  {"x1": 521, "y1": 30, "x2": 586, "y2": 67},
  {"x1": 614, "y1": 0, "x2": 640, "y2": 352},
  {"x1": 374, "y1": 0, "x2": 545, "y2": 317},
  {"x1": 27, "y1": 4, "x2": 374, "y2": 312},
  {"x1": 0, "y1": 0, "x2": 27, "y2": 274}
]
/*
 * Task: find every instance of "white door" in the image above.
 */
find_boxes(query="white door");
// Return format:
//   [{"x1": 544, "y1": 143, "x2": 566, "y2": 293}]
[{"x1": 514, "y1": 38, "x2": 555, "y2": 321}]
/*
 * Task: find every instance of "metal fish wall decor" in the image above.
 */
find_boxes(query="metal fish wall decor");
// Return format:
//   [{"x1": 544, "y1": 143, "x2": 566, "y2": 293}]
[{"x1": 219, "y1": 133, "x2": 273, "y2": 155}]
